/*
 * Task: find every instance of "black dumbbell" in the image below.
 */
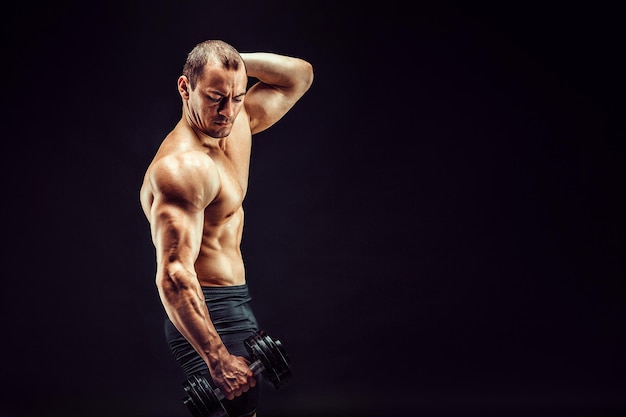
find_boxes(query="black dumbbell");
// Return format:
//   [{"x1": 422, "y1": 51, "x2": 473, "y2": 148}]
[{"x1": 182, "y1": 330, "x2": 292, "y2": 417}]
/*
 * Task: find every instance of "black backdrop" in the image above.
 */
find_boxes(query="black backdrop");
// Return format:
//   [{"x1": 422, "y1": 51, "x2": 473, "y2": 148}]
[{"x1": 3, "y1": 1, "x2": 624, "y2": 416}]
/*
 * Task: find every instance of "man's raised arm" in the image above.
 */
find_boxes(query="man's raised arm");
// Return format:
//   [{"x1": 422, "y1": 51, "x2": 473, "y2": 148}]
[{"x1": 241, "y1": 52, "x2": 314, "y2": 134}]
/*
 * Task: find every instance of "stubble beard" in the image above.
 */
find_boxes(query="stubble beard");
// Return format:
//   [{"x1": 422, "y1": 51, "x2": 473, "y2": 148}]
[{"x1": 208, "y1": 124, "x2": 231, "y2": 139}]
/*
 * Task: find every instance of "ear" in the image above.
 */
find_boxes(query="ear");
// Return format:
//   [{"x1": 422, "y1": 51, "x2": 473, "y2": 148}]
[{"x1": 178, "y1": 76, "x2": 190, "y2": 99}]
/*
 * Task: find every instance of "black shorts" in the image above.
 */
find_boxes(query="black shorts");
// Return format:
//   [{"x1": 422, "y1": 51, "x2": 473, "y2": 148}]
[{"x1": 164, "y1": 284, "x2": 261, "y2": 417}]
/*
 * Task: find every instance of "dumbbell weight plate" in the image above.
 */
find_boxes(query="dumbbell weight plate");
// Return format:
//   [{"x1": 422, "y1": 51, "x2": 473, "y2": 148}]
[
  {"x1": 182, "y1": 375, "x2": 209, "y2": 417},
  {"x1": 259, "y1": 332, "x2": 292, "y2": 389},
  {"x1": 182, "y1": 374, "x2": 228, "y2": 417},
  {"x1": 244, "y1": 330, "x2": 292, "y2": 389}
]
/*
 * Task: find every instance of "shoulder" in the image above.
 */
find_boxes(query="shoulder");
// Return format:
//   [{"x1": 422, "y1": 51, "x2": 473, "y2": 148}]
[
  {"x1": 149, "y1": 150, "x2": 219, "y2": 209},
  {"x1": 151, "y1": 149, "x2": 215, "y2": 178}
]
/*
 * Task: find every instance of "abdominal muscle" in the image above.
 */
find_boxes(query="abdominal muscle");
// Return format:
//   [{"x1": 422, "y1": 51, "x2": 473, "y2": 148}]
[{"x1": 195, "y1": 207, "x2": 247, "y2": 287}]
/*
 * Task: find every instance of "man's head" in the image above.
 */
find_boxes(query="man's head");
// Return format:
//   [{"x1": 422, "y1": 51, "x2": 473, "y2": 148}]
[{"x1": 178, "y1": 40, "x2": 248, "y2": 139}]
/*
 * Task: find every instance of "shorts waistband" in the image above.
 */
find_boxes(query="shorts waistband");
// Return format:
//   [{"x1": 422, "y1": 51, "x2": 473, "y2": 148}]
[{"x1": 201, "y1": 284, "x2": 250, "y2": 299}]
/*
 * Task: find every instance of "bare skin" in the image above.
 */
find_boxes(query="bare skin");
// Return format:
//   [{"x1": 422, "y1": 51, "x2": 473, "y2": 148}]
[{"x1": 140, "y1": 48, "x2": 313, "y2": 407}]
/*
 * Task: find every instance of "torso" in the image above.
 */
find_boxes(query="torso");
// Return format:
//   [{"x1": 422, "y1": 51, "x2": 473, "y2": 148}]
[{"x1": 140, "y1": 112, "x2": 252, "y2": 286}]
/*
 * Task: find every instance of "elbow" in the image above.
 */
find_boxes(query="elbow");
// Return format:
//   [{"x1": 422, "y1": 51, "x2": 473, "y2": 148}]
[
  {"x1": 155, "y1": 262, "x2": 196, "y2": 296},
  {"x1": 287, "y1": 57, "x2": 313, "y2": 94},
  {"x1": 300, "y1": 60, "x2": 314, "y2": 92}
]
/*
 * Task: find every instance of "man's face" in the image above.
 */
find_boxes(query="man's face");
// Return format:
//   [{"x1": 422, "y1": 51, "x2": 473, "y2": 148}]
[{"x1": 186, "y1": 64, "x2": 247, "y2": 138}]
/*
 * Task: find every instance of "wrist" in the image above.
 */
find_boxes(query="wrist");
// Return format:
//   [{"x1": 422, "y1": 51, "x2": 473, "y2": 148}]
[{"x1": 206, "y1": 343, "x2": 229, "y2": 365}]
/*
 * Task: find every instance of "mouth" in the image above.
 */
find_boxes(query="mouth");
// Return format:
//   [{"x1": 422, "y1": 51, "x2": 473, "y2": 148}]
[{"x1": 214, "y1": 117, "x2": 231, "y2": 126}]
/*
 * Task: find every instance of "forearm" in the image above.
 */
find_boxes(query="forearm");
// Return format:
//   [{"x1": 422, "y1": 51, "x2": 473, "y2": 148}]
[
  {"x1": 241, "y1": 52, "x2": 313, "y2": 92},
  {"x1": 157, "y1": 267, "x2": 228, "y2": 366}
]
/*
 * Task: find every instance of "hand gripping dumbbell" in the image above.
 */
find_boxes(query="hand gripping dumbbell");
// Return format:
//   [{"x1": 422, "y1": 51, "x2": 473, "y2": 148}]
[{"x1": 182, "y1": 330, "x2": 292, "y2": 417}]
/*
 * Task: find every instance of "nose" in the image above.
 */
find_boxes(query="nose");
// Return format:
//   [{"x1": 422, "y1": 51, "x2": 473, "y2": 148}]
[{"x1": 218, "y1": 99, "x2": 235, "y2": 119}]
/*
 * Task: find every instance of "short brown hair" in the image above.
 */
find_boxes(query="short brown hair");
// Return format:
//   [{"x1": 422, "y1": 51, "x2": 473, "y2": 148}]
[{"x1": 182, "y1": 40, "x2": 244, "y2": 90}]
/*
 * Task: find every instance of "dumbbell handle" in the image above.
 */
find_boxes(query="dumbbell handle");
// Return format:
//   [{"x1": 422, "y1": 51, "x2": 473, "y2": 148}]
[{"x1": 212, "y1": 359, "x2": 265, "y2": 400}]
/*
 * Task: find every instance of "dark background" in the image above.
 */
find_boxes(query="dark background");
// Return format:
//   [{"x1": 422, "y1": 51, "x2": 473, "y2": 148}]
[{"x1": 2, "y1": 1, "x2": 624, "y2": 416}]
